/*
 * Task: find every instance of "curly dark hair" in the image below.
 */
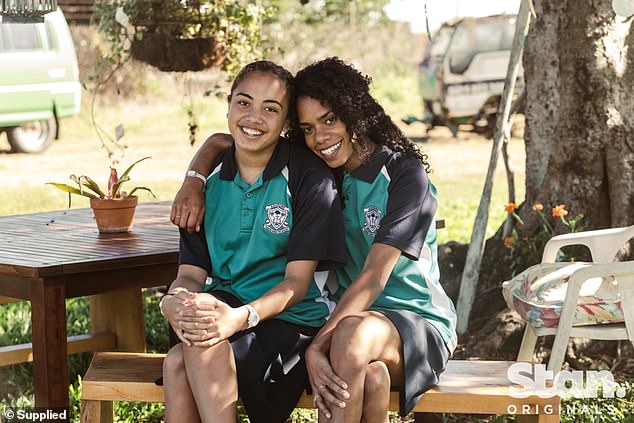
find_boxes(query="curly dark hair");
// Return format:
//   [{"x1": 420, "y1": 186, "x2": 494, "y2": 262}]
[{"x1": 290, "y1": 57, "x2": 430, "y2": 171}]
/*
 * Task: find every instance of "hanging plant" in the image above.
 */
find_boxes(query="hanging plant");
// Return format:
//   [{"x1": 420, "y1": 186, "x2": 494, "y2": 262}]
[
  {"x1": 130, "y1": 32, "x2": 224, "y2": 72},
  {"x1": 92, "y1": 0, "x2": 274, "y2": 73},
  {"x1": 85, "y1": 0, "x2": 274, "y2": 156}
]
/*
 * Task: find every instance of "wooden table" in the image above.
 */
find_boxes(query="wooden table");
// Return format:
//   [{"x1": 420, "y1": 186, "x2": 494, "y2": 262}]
[{"x1": 0, "y1": 202, "x2": 179, "y2": 408}]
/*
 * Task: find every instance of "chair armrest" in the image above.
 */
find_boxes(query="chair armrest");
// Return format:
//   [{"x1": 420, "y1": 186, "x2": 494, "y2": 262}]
[
  {"x1": 557, "y1": 261, "x2": 634, "y2": 330},
  {"x1": 548, "y1": 260, "x2": 634, "y2": 370},
  {"x1": 566, "y1": 261, "x2": 634, "y2": 285},
  {"x1": 542, "y1": 225, "x2": 634, "y2": 263},
  {"x1": 562, "y1": 261, "x2": 634, "y2": 308}
]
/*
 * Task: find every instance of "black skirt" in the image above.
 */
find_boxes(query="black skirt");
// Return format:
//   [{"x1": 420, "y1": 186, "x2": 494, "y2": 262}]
[
  {"x1": 159, "y1": 290, "x2": 318, "y2": 423},
  {"x1": 378, "y1": 309, "x2": 451, "y2": 416}
]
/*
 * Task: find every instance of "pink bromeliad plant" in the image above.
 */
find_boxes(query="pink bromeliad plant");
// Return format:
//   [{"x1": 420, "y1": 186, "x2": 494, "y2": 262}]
[{"x1": 47, "y1": 156, "x2": 155, "y2": 207}]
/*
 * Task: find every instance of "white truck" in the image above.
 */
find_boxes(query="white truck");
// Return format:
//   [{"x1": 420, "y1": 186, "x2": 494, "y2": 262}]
[{"x1": 407, "y1": 14, "x2": 523, "y2": 138}]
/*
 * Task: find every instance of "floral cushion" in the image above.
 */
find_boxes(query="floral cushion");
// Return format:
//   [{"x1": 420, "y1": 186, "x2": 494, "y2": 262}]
[{"x1": 502, "y1": 262, "x2": 623, "y2": 328}]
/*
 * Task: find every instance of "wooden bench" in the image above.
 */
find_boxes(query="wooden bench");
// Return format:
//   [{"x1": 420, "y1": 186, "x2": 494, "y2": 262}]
[{"x1": 80, "y1": 352, "x2": 560, "y2": 423}]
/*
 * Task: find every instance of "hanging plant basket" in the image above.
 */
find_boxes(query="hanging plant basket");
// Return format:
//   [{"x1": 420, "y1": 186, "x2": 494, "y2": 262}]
[
  {"x1": 130, "y1": 32, "x2": 226, "y2": 72},
  {"x1": 92, "y1": 0, "x2": 274, "y2": 76}
]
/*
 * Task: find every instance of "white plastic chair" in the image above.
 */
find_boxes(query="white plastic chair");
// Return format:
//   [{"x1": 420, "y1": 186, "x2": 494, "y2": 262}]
[{"x1": 516, "y1": 225, "x2": 634, "y2": 370}]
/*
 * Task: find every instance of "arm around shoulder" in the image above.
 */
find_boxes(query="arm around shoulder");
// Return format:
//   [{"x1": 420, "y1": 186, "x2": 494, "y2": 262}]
[
  {"x1": 171, "y1": 132, "x2": 234, "y2": 232},
  {"x1": 187, "y1": 132, "x2": 234, "y2": 177}
]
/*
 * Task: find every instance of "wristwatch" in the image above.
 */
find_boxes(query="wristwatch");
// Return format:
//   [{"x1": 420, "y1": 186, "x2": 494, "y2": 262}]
[
  {"x1": 185, "y1": 170, "x2": 207, "y2": 186},
  {"x1": 244, "y1": 304, "x2": 260, "y2": 329}
]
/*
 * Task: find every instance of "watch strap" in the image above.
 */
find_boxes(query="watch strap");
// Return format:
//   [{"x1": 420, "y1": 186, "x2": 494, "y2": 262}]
[
  {"x1": 185, "y1": 170, "x2": 207, "y2": 186},
  {"x1": 244, "y1": 304, "x2": 260, "y2": 329}
]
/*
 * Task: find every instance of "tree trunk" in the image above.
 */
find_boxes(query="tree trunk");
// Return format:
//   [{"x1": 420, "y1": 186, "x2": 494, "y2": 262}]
[
  {"x1": 523, "y1": 0, "x2": 634, "y2": 230},
  {"x1": 462, "y1": 0, "x2": 634, "y2": 359},
  {"x1": 522, "y1": 0, "x2": 562, "y2": 199}
]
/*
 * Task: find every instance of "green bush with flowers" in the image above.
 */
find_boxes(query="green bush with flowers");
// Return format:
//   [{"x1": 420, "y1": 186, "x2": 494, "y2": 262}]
[{"x1": 504, "y1": 202, "x2": 585, "y2": 273}]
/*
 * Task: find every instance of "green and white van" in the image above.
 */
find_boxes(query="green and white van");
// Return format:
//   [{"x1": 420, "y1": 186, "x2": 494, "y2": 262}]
[{"x1": 0, "y1": 8, "x2": 81, "y2": 153}]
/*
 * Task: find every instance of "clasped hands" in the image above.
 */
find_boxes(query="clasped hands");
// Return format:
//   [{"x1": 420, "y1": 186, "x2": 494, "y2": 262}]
[
  {"x1": 161, "y1": 291, "x2": 245, "y2": 347},
  {"x1": 306, "y1": 345, "x2": 350, "y2": 419}
]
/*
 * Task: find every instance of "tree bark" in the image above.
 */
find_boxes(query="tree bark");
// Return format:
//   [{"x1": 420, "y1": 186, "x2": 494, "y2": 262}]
[
  {"x1": 524, "y1": 0, "x2": 634, "y2": 230},
  {"x1": 523, "y1": 0, "x2": 563, "y2": 199}
]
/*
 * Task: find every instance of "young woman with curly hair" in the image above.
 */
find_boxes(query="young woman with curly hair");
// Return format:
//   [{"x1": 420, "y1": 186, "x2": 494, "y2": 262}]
[{"x1": 171, "y1": 57, "x2": 457, "y2": 423}]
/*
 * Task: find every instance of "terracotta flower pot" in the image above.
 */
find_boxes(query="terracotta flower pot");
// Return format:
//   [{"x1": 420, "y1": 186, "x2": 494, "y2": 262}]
[{"x1": 90, "y1": 196, "x2": 138, "y2": 233}]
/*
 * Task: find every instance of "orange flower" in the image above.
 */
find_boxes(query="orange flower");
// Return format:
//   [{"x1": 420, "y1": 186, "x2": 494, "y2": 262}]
[
  {"x1": 504, "y1": 203, "x2": 518, "y2": 213},
  {"x1": 532, "y1": 203, "x2": 544, "y2": 211},
  {"x1": 504, "y1": 237, "x2": 513, "y2": 248},
  {"x1": 552, "y1": 204, "x2": 568, "y2": 217}
]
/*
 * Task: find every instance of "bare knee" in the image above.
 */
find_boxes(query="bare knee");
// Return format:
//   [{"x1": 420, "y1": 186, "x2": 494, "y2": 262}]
[
  {"x1": 164, "y1": 344, "x2": 186, "y2": 381},
  {"x1": 181, "y1": 339, "x2": 233, "y2": 370},
  {"x1": 364, "y1": 361, "x2": 390, "y2": 397},
  {"x1": 331, "y1": 316, "x2": 373, "y2": 366}
]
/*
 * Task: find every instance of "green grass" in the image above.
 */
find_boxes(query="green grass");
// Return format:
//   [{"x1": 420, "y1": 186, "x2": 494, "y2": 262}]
[
  {"x1": 0, "y1": 292, "x2": 170, "y2": 422},
  {"x1": 435, "y1": 175, "x2": 525, "y2": 244}
]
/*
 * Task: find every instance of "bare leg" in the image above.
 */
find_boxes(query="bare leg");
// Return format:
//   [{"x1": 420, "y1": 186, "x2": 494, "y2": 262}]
[
  {"x1": 324, "y1": 312, "x2": 404, "y2": 423},
  {"x1": 361, "y1": 361, "x2": 391, "y2": 423},
  {"x1": 182, "y1": 340, "x2": 238, "y2": 423},
  {"x1": 163, "y1": 344, "x2": 202, "y2": 423}
]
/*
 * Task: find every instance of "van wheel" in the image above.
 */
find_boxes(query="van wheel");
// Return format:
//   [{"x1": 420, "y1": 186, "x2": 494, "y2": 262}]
[
  {"x1": 7, "y1": 117, "x2": 57, "y2": 153},
  {"x1": 473, "y1": 114, "x2": 497, "y2": 139}
]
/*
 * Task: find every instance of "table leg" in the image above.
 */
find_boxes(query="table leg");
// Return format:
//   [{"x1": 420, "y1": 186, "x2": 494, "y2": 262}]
[
  {"x1": 90, "y1": 289, "x2": 146, "y2": 352},
  {"x1": 31, "y1": 277, "x2": 69, "y2": 408}
]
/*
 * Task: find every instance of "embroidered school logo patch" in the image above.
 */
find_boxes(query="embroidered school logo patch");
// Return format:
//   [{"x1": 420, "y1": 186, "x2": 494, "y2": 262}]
[
  {"x1": 362, "y1": 206, "x2": 382, "y2": 236},
  {"x1": 264, "y1": 203, "x2": 290, "y2": 234}
]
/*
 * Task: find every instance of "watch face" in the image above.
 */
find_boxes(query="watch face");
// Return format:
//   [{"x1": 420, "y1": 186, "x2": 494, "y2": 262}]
[{"x1": 246, "y1": 305, "x2": 259, "y2": 328}]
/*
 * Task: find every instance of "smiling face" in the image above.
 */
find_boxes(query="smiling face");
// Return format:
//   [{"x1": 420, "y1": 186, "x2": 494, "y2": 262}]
[
  {"x1": 297, "y1": 95, "x2": 364, "y2": 172},
  {"x1": 228, "y1": 71, "x2": 290, "y2": 158}
]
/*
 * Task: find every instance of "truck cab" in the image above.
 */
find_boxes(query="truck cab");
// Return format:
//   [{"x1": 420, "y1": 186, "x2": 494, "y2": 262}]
[{"x1": 415, "y1": 14, "x2": 522, "y2": 137}]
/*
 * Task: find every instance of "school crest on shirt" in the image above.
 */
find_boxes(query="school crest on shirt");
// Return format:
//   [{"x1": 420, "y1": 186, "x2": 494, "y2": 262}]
[
  {"x1": 362, "y1": 206, "x2": 382, "y2": 237},
  {"x1": 263, "y1": 203, "x2": 290, "y2": 234}
]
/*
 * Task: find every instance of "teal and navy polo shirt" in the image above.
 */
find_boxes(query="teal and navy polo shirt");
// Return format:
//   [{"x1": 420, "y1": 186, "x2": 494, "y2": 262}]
[
  {"x1": 180, "y1": 139, "x2": 346, "y2": 328},
  {"x1": 334, "y1": 144, "x2": 458, "y2": 352}
]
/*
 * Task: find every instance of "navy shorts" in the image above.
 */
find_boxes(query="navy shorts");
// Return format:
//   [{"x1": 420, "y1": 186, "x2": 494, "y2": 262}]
[
  {"x1": 203, "y1": 290, "x2": 318, "y2": 423},
  {"x1": 378, "y1": 309, "x2": 451, "y2": 416}
]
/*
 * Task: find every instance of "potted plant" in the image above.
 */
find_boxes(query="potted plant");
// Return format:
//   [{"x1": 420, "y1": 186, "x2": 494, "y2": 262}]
[{"x1": 47, "y1": 157, "x2": 155, "y2": 233}]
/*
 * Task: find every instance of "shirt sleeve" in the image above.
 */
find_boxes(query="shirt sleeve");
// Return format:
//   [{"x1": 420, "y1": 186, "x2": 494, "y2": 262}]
[
  {"x1": 374, "y1": 155, "x2": 437, "y2": 261},
  {"x1": 287, "y1": 146, "x2": 347, "y2": 270},
  {"x1": 178, "y1": 226, "x2": 212, "y2": 274}
]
